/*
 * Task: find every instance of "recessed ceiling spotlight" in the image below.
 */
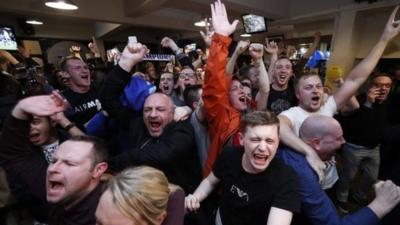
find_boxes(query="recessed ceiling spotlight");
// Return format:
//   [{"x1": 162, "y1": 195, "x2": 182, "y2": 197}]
[
  {"x1": 45, "y1": 0, "x2": 78, "y2": 10},
  {"x1": 240, "y1": 33, "x2": 252, "y2": 37},
  {"x1": 194, "y1": 19, "x2": 210, "y2": 27},
  {"x1": 26, "y1": 20, "x2": 44, "y2": 25}
]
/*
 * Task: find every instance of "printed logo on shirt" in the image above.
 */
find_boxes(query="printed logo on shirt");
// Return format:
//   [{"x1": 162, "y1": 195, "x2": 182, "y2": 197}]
[
  {"x1": 271, "y1": 99, "x2": 291, "y2": 115},
  {"x1": 230, "y1": 185, "x2": 249, "y2": 202},
  {"x1": 74, "y1": 99, "x2": 102, "y2": 113}
]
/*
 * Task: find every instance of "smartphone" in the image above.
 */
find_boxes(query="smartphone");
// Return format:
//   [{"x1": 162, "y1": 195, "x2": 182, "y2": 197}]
[
  {"x1": 185, "y1": 43, "x2": 196, "y2": 52},
  {"x1": 128, "y1": 36, "x2": 137, "y2": 44}
]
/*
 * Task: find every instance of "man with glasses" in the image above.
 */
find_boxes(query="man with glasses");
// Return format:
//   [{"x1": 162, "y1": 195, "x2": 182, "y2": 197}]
[
  {"x1": 336, "y1": 73, "x2": 395, "y2": 212},
  {"x1": 176, "y1": 66, "x2": 198, "y2": 104}
]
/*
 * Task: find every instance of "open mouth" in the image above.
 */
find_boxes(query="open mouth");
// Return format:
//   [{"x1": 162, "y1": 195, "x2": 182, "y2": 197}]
[
  {"x1": 150, "y1": 121, "x2": 161, "y2": 129},
  {"x1": 253, "y1": 153, "x2": 268, "y2": 164},
  {"x1": 163, "y1": 85, "x2": 170, "y2": 92},
  {"x1": 311, "y1": 96, "x2": 320, "y2": 102},
  {"x1": 49, "y1": 181, "x2": 63, "y2": 190},
  {"x1": 239, "y1": 96, "x2": 246, "y2": 103},
  {"x1": 29, "y1": 133, "x2": 40, "y2": 139},
  {"x1": 80, "y1": 75, "x2": 89, "y2": 80},
  {"x1": 278, "y1": 74, "x2": 288, "y2": 82}
]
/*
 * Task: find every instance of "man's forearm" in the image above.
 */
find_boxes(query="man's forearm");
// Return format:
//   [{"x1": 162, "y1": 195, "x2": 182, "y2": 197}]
[{"x1": 226, "y1": 51, "x2": 240, "y2": 75}]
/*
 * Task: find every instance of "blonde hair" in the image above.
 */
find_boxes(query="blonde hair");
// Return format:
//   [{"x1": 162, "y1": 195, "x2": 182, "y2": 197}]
[{"x1": 108, "y1": 166, "x2": 175, "y2": 225}]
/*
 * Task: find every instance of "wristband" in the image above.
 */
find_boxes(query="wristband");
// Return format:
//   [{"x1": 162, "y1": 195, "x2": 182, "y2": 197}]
[{"x1": 64, "y1": 123, "x2": 76, "y2": 131}]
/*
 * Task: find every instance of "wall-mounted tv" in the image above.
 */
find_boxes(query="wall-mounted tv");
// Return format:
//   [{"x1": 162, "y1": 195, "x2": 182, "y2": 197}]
[
  {"x1": 242, "y1": 14, "x2": 267, "y2": 34},
  {"x1": 0, "y1": 26, "x2": 17, "y2": 50}
]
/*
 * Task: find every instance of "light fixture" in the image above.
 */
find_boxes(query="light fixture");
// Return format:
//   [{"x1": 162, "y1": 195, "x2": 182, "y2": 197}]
[
  {"x1": 45, "y1": 0, "x2": 78, "y2": 10},
  {"x1": 26, "y1": 19, "x2": 44, "y2": 25},
  {"x1": 194, "y1": 19, "x2": 210, "y2": 27},
  {"x1": 240, "y1": 33, "x2": 252, "y2": 37}
]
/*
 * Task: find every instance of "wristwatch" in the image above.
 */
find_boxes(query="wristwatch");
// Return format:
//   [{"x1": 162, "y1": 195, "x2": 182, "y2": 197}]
[{"x1": 64, "y1": 122, "x2": 76, "y2": 131}]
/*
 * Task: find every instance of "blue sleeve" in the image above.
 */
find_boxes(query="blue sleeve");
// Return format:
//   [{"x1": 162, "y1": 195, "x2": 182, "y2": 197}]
[
  {"x1": 85, "y1": 112, "x2": 110, "y2": 137},
  {"x1": 277, "y1": 149, "x2": 380, "y2": 225}
]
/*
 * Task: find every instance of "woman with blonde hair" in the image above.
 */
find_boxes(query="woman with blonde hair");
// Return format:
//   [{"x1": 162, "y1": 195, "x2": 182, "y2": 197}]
[{"x1": 95, "y1": 166, "x2": 184, "y2": 225}]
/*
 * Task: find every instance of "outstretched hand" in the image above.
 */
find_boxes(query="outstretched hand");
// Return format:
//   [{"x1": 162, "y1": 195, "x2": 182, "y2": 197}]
[
  {"x1": 88, "y1": 37, "x2": 101, "y2": 56},
  {"x1": 118, "y1": 42, "x2": 149, "y2": 72},
  {"x1": 305, "y1": 152, "x2": 326, "y2": 183},
  {"x1": 200, "y1": 18, "x2": 215, "y2": 47},
  {"x1": 264, "y1": 38, "x2": 278, "y2": 55},
  {"x1": 13, "y1": 90, "x2": 68, "y2": 120},
  {"x1": 381, "y1": 5, "x2": 400, "y2": 42},
  {"x1": 211, "y1": 0, "x2": 239, "y2": 37},
  {"x1": 160, "y1": 37, "x2": 179, "y2": 53}
]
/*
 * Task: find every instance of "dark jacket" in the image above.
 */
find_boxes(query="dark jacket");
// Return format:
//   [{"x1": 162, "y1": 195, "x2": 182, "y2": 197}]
[
  {"x1": 101, "y1": 65, "x2": 202, "y2": 193},
  {"x1": 0, "y1": 117, "x2": 102, "y2": 225}
]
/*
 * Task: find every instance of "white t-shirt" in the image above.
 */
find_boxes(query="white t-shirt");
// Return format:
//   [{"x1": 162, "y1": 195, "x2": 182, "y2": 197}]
[{"x1": 279, "y1": 96, "x2": 337, "y2": 136}]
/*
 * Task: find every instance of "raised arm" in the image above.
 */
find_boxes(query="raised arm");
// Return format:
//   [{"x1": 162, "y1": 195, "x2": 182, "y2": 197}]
[
  {"x1": 185, "y1": 172, "x2": 220, "y2": 212},
  {"x1": 0, "y1": 50, "x2": 20, "y2": 65},
  {"x1": 51, "y1": 111, "x2": 85, "y2": 136},
  {"x1": 100, "y1": 41, "x2": 148, "y2": 126},
  {"x1": 226, "y1": 40, "x2": 250, "y2": 75},
  {"x1": 199, "y1": 18, "x2": 214, "y2": 48},
  {"x1": 332, "y1": 78, "x2": 360, "y2": 115},
  {"x1": 12, "y1": 91, "x2": 68, "y2": 120},
  {"x1": 334, "y1": 6, "x2": 400, "y2": 110},
  {"x1": 265, "y1": 38, "x2": 278, "y2": 82},
  {"x1": 249, "y1": 43, "x2": 270, "y2": 110},
  {"x1": 302, "y1": 32, "x2": 321, "y2": 59},
  {"x1": 203, "y1": 0, "x2": 239, "y2": 114}
]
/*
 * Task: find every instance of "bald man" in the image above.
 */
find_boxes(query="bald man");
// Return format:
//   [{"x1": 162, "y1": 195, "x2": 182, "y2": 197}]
[
  {"x1": 101, "y1": 41, "x2": 201, "y2": 195},
  {"x1": 277, "y1": 115, "x2": 400, "y2": 225}
]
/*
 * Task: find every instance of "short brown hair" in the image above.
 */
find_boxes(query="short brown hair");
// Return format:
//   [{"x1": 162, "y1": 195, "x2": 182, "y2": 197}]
[
  {"x1": 294, "y1": 73, "x2": 321, "y2": 89},
  {"x1": 240, "y1": 111, "x2": 280, "y2": 134},
  {"x1": 59, "y1": 56, "x2": 82, "y2": 71},
  {"x1": 68, "y1": 135, "x2": 108, "y2": 165}
]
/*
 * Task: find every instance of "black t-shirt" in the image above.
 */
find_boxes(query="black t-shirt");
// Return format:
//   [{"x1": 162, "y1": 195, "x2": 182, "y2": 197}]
[
  {"x1": 213, "y1": 147, "x2": 300, "y2": 225},
  {"x1": 336, "y1": 94, "x2": 388, "y2": 148},
  {"x1": 63, "y1": 88, "x2": 102, "y2": 129},
  {"x1": 267, "y1": 83, "x2": 298, "y2": 115}
]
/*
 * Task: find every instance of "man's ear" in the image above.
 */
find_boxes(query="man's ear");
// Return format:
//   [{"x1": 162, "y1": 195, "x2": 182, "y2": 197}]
[
  {"x1": 239, "y1": 132, "x2": 244, "y2": 146},
  {"x1": 192, "y1": 100, "x2": 199, "y2": 110},
  {"x1": 310, "y1": 138, "x2": 321, "y2": 152},
  {"x1": 92, "y1": 162, "x2": 108, "y2": 179},
  {"x1": 295, "y1": 87, "x2": 300, "y2": 100}
]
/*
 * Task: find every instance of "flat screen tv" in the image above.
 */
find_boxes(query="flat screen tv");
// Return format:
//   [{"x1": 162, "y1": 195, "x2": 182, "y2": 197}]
[
  {"x1": 242, "y1": 14, "x2": 267, "y2": 34},
  {"x1": 0, "y1": 26, "x2": 17, "y2": 50}
]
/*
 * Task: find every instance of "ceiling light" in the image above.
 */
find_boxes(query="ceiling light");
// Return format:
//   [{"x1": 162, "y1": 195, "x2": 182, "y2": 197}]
[
  {"x1": 194, "y1": 20, "x2": 210, "y2": 27},
  {"x1": 45, "y1": 0, "x2": 78, "y2": 10},
  {"x1": 240, "y1": 33, "x2": 252, "y2": 37},
  {"x1": 26, "y1": 20, "x2": 44, "y2": 25}
]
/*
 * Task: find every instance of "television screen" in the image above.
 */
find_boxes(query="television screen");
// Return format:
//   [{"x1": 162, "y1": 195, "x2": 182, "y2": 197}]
[
  {"x1": 242, "y1": 14, "x2": 267, "y2": 34},
  {"x1": 0, "y1": 26, "x2": 17, "y2": 50}
]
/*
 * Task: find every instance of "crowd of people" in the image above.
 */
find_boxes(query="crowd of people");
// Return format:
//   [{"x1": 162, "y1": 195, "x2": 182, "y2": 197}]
[{"x1": 0, "y1": 0, "x2": 400, "y2": 225}]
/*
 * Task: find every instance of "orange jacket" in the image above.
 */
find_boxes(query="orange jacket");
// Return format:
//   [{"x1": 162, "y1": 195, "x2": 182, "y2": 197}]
[{"x1": 202, "y1": 34, "x2": 241, "y2": 176}]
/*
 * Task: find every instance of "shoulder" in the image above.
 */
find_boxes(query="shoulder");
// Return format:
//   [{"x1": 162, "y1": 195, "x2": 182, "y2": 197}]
[
  {"x1": 269, "y1": 157, "x2": 299, "y2": 179},
  {"x1": 280, "y1": 106, "x2": 302, "y2": 118},
  {"x1": 277, "y1": 148, "x2": 315, "y2": 178}
]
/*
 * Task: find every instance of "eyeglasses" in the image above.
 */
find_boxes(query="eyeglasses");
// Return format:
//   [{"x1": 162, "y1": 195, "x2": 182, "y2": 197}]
[{"x1": 179, "y1": 73, "x2": 195, "y2": 79}]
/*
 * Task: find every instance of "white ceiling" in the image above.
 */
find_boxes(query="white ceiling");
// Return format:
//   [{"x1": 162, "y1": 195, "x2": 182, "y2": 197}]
[{"x1": 0, "y1": 0, "x2": 398, "y2": 41}]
